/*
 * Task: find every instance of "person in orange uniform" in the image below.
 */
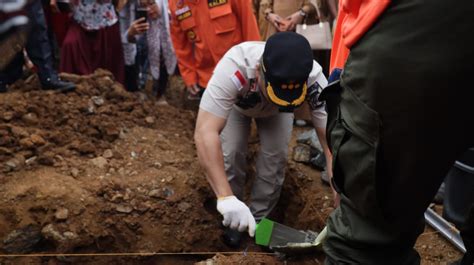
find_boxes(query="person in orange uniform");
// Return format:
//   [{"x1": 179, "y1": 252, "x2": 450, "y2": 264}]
[{"x1": 169, "y1": 0, "x2": 261, "y2": 98}]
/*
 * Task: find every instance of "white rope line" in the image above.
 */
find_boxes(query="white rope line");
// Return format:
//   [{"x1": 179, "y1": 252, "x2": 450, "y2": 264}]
[{"x1": 0, "y1": 251, "x2": 278, "y2": 258}]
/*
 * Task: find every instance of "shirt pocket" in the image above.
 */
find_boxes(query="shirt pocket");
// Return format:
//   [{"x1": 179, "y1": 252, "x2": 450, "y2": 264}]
[
  {"x1": 179, "y1": 15, "x2": 196, "y2": 32},
  {"x1": 178, "y1": 14, "x2": 201, "y2": 42},
  {"x1": 208, "y1": 3, "x2": 236, "y2": 34},
  {"x1": 324, "y1": 81, "x2": 383, "y2": 219}
]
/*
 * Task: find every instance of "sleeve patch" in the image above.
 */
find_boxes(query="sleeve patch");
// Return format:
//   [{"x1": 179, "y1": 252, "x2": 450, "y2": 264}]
[
  {"x1": 230, "y1": 70, "x2": 247, "y2": 91},
  {"x1": 307, "y1": 82, "x2": 324, "y2": 110}
]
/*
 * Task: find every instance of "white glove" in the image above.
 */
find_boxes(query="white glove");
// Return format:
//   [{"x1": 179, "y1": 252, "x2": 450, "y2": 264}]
[{"x1": 217, "y1": 196, "x2": 256, "y2": 237}]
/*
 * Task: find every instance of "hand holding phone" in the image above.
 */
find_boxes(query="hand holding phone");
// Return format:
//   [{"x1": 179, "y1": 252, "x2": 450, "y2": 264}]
[
  {"x1": 127, "y1": 17, "x2": 150, "y2": 42},
  {"x1": 136, "y1": 6, "x2": 148, "y2": 22}
]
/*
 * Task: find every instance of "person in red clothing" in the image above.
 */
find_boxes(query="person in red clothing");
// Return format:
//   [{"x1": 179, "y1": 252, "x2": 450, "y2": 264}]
[
  {"x1": 321, "y1": 0, "x2": 474, "y2": 264},
  {"x1": 169, "y1": 0, "x2": 260, "y2": 98},
  {"x1": 60, "y1": 0, "x2": 125, "y2": 85}
]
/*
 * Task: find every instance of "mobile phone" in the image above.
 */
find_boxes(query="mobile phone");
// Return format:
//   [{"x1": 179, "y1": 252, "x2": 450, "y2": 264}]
[{"x1": 136, "y1": 6, "x2": 148, "y2": 22}]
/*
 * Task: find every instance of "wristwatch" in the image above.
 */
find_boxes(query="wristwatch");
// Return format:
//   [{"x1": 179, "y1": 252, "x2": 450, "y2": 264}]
[{"x1": 299, "y1": 9, "x2": 307, "y2": 18}]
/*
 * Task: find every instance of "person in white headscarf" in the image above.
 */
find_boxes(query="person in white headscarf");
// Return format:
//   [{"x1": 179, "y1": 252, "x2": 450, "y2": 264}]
[{"x1": 120, "y1": 0, "x2": 177, "y2": 101}]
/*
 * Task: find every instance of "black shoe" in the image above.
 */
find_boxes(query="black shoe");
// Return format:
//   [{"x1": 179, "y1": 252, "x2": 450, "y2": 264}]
[
  {"x1": 41, "y1": 78, "x2": 76, "y2": 92},
  {"x1": 222, "y1": 228, "x2": 243, "y2": 248},
  {"x1": 310, "y1": 151, "x2": 326, "y2": 171}
]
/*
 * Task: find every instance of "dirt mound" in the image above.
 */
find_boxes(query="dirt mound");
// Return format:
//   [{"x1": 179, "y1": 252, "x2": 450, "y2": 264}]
[
  {"x1": 0, "y1": 71, "x2": 463, "y2": 264},
  {"x1": 0, "y1": 69, "x2": 161, "y2": 172},
  {"x1": 196, "y1": 253, "x2": 282, "y2": 264}
]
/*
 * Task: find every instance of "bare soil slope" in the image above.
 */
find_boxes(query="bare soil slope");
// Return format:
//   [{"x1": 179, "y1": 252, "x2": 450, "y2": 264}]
[{"x1": 0, "y1": 71, "x2": 462, "y2": 264}]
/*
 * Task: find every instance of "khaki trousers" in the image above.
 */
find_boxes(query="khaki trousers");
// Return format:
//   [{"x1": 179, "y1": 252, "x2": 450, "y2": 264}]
[{"x1": 220, "y1": 107, "x2": 294, "y2": 220}]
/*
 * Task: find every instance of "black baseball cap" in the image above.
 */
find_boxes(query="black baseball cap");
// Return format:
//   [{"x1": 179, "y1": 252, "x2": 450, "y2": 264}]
[{"x1": 262, "y1": 32, "x2": 313, "y2": 110}]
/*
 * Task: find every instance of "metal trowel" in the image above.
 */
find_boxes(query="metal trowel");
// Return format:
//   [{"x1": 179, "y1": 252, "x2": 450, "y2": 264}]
[{"x1": 255, "y1": 218, "x2": 327, "y2": 254}]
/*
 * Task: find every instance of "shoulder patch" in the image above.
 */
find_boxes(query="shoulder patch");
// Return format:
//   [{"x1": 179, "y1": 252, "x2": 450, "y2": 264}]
[
  {"x1": 175, "y1": 6, "x2": 190, "y2": 16},
  {"x1": 307, "y1": 82, "x2": 324, "y2": 110},
  {"x1": 176, "y1": 6, "x2": 192, "y2": 20},
  {"x1": 230, "y1": 70, "x2": 247, "y2": 91}
]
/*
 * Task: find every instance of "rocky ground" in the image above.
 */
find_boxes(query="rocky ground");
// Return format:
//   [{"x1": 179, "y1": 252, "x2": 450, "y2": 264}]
[{"x1": 0, "y1": 70, "x2": 463, "y2": 264}]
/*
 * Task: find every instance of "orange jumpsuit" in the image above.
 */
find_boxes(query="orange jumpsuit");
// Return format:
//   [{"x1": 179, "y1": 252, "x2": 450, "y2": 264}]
[{"x1": 169, "y1": 0, "x2": 261, "y2": 88}]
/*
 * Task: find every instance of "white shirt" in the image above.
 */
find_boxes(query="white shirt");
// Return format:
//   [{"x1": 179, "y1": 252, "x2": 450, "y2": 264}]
[{"x1": 199, "y1": 41, "x2": 328, "y2": 128}]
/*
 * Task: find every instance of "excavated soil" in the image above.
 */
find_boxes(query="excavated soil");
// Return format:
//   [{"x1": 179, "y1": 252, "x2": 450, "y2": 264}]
[{"x1": 0, "y1": 71, "x2": 463, "y2": 264}]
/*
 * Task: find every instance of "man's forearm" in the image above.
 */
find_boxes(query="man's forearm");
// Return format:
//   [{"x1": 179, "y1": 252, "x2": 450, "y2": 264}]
[
  {"x1": 315, "y1": 126, "x2": 333, "y2": 176},
  {"x1": 315, "y1": 127, "x2": 330, "y2": 157},
  {"x1": 195, "y1": 130, "x2": 234, "y2": 198},
  {"x1": 315, "y1": 126, "x2": 338, "y2": 206}
]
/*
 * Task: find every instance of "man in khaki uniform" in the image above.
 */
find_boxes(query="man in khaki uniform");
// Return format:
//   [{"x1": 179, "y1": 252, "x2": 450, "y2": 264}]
[{"x1": 194, "y1": 32, "x2": 332, "y2": 247}]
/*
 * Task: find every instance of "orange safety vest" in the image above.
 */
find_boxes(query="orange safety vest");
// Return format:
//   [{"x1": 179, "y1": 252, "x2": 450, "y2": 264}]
[
  {"x1": 330, "y1": 0, "x2": 391, "y2": 72},
  {"x1": 169, "y1": 0, "x2": 261, "y2": 88}
]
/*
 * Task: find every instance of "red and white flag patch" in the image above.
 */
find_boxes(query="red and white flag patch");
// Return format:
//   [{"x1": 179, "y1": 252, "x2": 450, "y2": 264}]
[{"x1": 230, "y1": 70, "x2": 247, "y2": 91}]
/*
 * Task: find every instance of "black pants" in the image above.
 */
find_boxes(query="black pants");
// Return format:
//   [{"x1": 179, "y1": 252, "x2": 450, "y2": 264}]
[
  {"x1": 125, "y1": 59, "x2": 170, "y2": 94},
  {"x1": 0, "y1": 0, "x2": 57, "y2": 85},
  {"x1": 312, "y1": 49, "x2": 330, "y2": 78},
  {"x1": 460, "y1": 207, "x2": 474, "y2": 264},
  {"x1": 322, "y1": 0, "x2": 474, "y2": 263}
]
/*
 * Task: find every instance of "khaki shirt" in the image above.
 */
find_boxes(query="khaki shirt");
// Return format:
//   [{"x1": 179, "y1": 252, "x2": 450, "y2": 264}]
[{"x1": 200, "y1": 41, "x2": 328, "y2": 128}]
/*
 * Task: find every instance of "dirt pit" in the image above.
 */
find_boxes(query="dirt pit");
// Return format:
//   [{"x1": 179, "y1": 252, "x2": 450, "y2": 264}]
[{"x1": 0, "y1": 71, "x2": 463, "y2": 264}]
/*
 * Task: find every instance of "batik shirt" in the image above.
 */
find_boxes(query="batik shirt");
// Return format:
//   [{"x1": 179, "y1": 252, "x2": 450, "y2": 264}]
[{"x1": 72, "y1": 0, "x2": 118, "y2": 31}]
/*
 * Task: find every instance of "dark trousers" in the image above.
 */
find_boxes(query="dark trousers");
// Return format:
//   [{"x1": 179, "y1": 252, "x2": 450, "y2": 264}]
[
  {"x1": 460, "y1": 207, "x2": 474, "y2": 264},
  {"x1": 0, "y1": 0, "x2": 56, "y2": 85},
  {"x1": 322, "y1": 0, "x2": 474, "y2": 263},
  {"x1": 312, "y1": 49, "x2": 330, "y2": 78},
  {"x1": 154, "y1": 56, "x2": 169, "y2": 97},
  {"x1": 136, "y1": 34, "x2": 149, "y2": 89},
  {"x1": 124, "y1": 35, "x2": 170, "y2": 94}
]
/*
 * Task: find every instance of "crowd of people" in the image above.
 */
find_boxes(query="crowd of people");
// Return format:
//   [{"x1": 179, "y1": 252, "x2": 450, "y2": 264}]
[
  {"x1": 1, "y1": 0, "x2": 473, "y2": 264},
  {"x1": 0, "y1": 0, "x2": 337, "y2": 98}
]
